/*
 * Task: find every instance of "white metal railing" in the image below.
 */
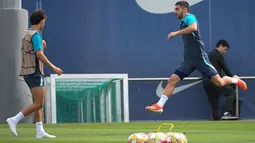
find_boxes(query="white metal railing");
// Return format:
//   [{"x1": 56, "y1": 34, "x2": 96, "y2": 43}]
[
  {"x1": 128, "y1": 76, "x2": 255, "y2": 81},
  {"x1": 128, "y1": 76, "x2": 255, "y2": 120}
]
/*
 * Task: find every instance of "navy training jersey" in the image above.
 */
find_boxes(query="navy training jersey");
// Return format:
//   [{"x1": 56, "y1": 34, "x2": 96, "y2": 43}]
[{"x1": 180, "y1": 13, "x2": 206, "y2": 59}]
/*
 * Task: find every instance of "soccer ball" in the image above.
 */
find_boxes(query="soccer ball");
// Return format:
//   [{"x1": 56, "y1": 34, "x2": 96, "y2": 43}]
[
  {"x1": 147, "y1": 132, "x2": 168, "y2": 143},
  {"x1": 165, "y1": 132, "x2": 187, "y2": 143},
  {"x1": 128, "y1": 133, "x2": 149, "y2": 143}
]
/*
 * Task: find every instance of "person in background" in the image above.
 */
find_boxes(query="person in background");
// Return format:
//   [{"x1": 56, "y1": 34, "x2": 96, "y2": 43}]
[{"x1": 203, "y1": 39, "x2": 236, "y2": 120}]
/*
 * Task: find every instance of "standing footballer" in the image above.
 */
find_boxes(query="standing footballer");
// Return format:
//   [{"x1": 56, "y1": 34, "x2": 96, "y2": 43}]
[{"x1": 6, "y1": 9, "x2": 63, "y2": 138}]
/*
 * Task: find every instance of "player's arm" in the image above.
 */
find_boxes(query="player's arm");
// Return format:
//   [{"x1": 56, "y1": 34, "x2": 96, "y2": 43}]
[
  {"x1": 176, "y1": 22, "x2": 197, "y2": 35},
  {"x1": 32, "y1": 33, "x2": 56, "y2": 70},
  {"x1": 176, "y1": 15, "x2": 197, "y2": 35},
  {"x1": 36, "y1": 51, "x2": 56, "y2": 69},
  {"x1": 168, "y1": 15, "x2": 197, "y2": 39},
  {"x1": 42, "y1": 40, "x2": 47, "y2": 49},
  {"x1": 218, "y1": 54, "x2": 233, "y2": 77}
]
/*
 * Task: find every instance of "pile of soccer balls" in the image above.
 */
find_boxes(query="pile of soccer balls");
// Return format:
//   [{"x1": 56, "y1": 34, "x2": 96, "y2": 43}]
[
  {"x1": 127, "y1": 132, "x2": 187, "y2": 143},
  {"x1": 127, "y1": 124, "x2": 187, "y2": 143}
]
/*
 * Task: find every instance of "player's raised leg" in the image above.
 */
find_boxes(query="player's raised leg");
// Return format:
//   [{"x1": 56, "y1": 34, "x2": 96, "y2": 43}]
[
  {"x1": 212, "y1": 74, "x2": 247, "y2": 90},
  {"x1": 145, "y1": 61, "x2": 195, "y2": 113},
  {"x1": 198, "y1": 55, "x2": 247, "y2": 90}
]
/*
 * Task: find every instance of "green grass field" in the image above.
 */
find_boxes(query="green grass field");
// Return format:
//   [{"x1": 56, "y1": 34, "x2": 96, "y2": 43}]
[{"x1": 0, "y1": 120, "x2": 255, "y2": 143}]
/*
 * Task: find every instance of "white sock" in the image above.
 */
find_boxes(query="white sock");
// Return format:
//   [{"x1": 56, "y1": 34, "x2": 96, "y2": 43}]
[
  {"x1": 232, "y1": 78, "x2": 238, "y2": 84},
  {"x1": 12, "y1": 112, "x2": 24, "y2": 123},
  {"x1": 157, "y1": 95, "x2": 168, "y2": 107},
  {"x1": 36, "y1": 122, "x2": 45, "y2": 134}
]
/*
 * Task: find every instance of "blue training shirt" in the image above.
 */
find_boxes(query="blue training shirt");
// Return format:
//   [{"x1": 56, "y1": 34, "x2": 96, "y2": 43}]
[
  {"x1": 180, "y1": 13, "x2": 206, "y2": 60},
  {"x1": 29, "y1": 28, "x2": 43, "y2": 52},
  {"x1": 32, "y1": 33, "x2": 43, "y2": 52}
]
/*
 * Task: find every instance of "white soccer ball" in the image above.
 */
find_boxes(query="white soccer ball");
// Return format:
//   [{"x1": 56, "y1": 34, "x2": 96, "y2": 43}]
[
  {"x1": 147, "y1": 132, "x2": 168, "y2": 143},
  {"x1": 165, "y1": 132, "x2": 187, "y2": 143},
  {"x1": 128, "y1": 133, "x2": 149, "y2": 143}
]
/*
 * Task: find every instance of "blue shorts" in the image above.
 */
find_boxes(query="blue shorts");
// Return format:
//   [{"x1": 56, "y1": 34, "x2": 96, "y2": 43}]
[
  {"x1": 24, "y1": 74, "x2": 44, "y2": 89},
  {"x1": 174, "y1": 55, "x2": 218, "y2": 80}
]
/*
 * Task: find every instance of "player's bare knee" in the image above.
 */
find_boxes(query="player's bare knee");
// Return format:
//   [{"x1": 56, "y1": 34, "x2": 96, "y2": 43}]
[
  {"x1": 167, "y1": 75, "x2": 180, "y2": 86},
  {"x1": 219, "y1": 82, "x2": 225, "y2": 87},
  {"x1": 34, "y1": 102, "x2": 44, "y2": 110},
  {"x1": 211, "y1": 74, "x2": 226, "y2": 87},
  {"x1": 214, "y1": 80, "x2": 225, "y2": 87},
  {"x1": 38, "y1": 102, "x2": 44, "y2": 109}
]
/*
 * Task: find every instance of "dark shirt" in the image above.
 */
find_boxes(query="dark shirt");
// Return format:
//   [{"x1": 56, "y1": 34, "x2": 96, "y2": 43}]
[{"x1": 208, "y1": 49, "x2": 233, "y2": 77}]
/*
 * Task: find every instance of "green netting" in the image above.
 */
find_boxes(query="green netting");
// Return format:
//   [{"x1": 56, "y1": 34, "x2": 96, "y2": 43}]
[{"x1": 55, "y1": 79, "x2": 120, "y2": 123}]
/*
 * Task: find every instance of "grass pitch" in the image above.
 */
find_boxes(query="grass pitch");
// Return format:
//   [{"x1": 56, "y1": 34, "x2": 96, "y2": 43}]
[{"x1": 0, "y1": 120, "x2": 255, "y2": 143}]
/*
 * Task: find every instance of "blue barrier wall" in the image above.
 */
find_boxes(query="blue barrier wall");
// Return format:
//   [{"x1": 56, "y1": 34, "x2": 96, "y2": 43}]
[{"x1": 22, "y1": 0, "x2": 255, "y2": 121}]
